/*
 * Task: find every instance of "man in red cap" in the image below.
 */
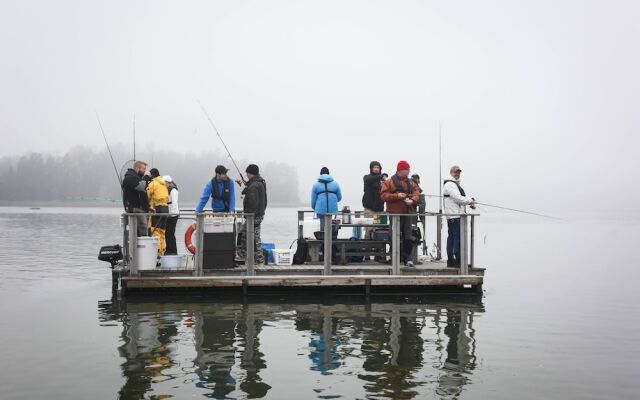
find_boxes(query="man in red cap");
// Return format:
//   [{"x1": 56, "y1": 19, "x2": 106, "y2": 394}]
[{"x1": 380, "y1": 160, "x2": 420, "y2": 267}]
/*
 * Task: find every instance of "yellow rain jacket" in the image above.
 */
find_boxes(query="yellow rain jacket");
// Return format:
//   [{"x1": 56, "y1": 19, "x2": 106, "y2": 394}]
[{"x1": 146, "y1": 176, "x2": 170, "y2": 208}]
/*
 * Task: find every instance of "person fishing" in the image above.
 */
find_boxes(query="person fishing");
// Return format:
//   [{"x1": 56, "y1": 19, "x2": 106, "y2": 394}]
[
  {"x1": 443, "y1": 165, "x2": 476, "y2": 267},
  {"x1": 381, "y1": 161, "x2": 420, "y2": 267},
  {"x1": 195, "y1": 165, "x2": 236, "y2": 214},
  {"x1": 237, "y1": 164, "x2": 267, "y2": 265},
  {"x1": 121, "y1": 160, "x2": 151, "y2": 237},
  {"x1": 311, "y1": 167, "x2": 342, "y2": 232},
  {"x1": 146, "y1": 168, "x2": 170, "y2": 255}
]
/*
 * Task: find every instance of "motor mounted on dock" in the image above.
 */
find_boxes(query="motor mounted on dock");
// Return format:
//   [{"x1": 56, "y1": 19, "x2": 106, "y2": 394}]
[{"x1": 98, "y1": 244, "x2": 123, "y2": 267}]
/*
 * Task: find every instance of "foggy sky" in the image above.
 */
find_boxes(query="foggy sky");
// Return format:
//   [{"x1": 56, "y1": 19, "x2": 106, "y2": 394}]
[{"x1": 1, "y1": 0, "x2": 638, "y2": 214}]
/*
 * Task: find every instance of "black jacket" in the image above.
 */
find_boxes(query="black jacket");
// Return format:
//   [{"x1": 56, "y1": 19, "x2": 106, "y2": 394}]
[
  {"x1": 243, "y1": 176, "x2": 267, "y2": 219},
  {"x1": 362, "y1": 161, "x2": 384, "y2": 212},
  {"x1": 122, "y1": 168, "x2": 150, "y2": 211}
]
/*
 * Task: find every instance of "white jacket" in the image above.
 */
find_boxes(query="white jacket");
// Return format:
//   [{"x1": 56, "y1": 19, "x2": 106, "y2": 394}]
[
  {"x1": 168, "y1": 188, "x2": 179, "y2": 215},
  {"x1": 443, "y1": 179, "x2": 473, "y2": 219}
]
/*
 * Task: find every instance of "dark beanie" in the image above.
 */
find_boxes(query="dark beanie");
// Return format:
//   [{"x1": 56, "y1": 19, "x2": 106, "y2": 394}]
[
  {"x1": 246, "y1": 164, "x2": 259, "y2": 175},
  {"x1": 150, "y1": 168, "x2": 160, "y2": 177},
  {"x1": 320, "y1": 167, "x2": 329, "y2": 175}
]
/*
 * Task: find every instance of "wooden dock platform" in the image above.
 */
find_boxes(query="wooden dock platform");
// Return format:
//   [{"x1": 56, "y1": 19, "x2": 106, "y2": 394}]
[{"x1": 120, "y1": 262, "x2": 484, "y2": 294}]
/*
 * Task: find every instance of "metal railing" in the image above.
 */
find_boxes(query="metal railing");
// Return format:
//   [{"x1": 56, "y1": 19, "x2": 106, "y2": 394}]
[
  {"x1": 122, "y1": 211, "x2": 257, "y2": 277},
  {"x1": 296, "y1": 210, "x2": 478, "y2": 275},
  {"x1": 122, "y1": 209, "x2": 478, "y2": 277}
]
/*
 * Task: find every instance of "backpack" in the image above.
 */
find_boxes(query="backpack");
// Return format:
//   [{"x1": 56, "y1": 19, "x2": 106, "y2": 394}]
[{"x1": 292, "y1": 239, "x2": 309, "y2": 265}]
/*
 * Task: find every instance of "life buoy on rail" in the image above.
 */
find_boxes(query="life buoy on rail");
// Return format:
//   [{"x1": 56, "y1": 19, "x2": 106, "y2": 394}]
[{"x1": 184, "y1": 223, "x2": 197, "y2": 254}]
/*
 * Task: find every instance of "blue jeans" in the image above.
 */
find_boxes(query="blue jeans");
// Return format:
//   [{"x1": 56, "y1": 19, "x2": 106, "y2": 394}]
[{"x1": 446, "y1": 218, "x2": 461, "y2": 257}]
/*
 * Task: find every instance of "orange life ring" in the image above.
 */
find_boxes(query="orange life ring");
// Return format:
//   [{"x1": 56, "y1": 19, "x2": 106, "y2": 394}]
[{"x1": 184, "y1": 223, "x2": 197, "y2": 254}]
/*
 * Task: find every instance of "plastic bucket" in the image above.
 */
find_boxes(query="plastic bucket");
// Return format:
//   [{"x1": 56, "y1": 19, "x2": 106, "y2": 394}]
[
  {"x1": 137, "y1": 236, "x2": 159, "y2": 270},
  {"x1": 160, "y1": 255, "x2": 184, "y2": 269}
]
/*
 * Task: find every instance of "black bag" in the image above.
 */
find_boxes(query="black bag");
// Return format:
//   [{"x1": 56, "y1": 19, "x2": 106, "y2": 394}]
[
  {"x1": 292, "y1": 239, "x2": 308, "y2": 265},
  {"x1": 411, "y1": 226, "x2": 422, "y2": 244}
]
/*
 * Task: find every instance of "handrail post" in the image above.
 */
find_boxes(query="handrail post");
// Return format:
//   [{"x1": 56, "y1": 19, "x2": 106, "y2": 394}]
[
  {"x1": 246, "y1": 213, "x2": 255, "y2": 276},
  {"x1": 460, "y1": 215, "x2": 469, "y2": 275},
  {"x1": 122, "y1": 214, "x2": 128, "y2": 263},
  {"x1": 195, "y1": 213, "x2": 204, "y2": 276},
  {"x1": 470, "y1": 215, "x2": 475, "y2": 269},
  {"x1": 297, "y1": 211, "x2": 304, "y2": 241},
  {"x1": 391, "y1": 215, "x2": 401, "y2": 275},
  {"x1": 129, "y1": 214, "x2": 139, "y2": 276},
  {"x1": 436, "y1": 214, "x2": 442, "y2": 260},
  {"x1": 323, "y1": 214, "x2": 332, "y2": 275}
]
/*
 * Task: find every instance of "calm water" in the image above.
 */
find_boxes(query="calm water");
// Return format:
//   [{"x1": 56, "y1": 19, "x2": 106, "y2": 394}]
[{"x1": 0, "y1": 206, "x2": 638, "y2": 399}]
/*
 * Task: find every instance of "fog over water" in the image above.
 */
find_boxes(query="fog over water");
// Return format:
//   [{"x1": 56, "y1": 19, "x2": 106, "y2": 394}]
[{"x1": 1, "y1": 1, "x2": 639, "y2": 212}]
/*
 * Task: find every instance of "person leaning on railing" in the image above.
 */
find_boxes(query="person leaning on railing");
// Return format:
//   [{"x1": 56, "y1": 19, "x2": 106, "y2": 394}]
[
  {"x1": 443, "y1": 165, "x2": 477, "y2": 268},
  {"x1": 121, "y1": 160, "x2": 151, "y2": 237}
]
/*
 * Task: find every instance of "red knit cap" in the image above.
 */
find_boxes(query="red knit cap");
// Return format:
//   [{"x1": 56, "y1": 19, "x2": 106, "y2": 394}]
[{"x1": 397, "y1": 160, "x2": 410, "y2": 171}]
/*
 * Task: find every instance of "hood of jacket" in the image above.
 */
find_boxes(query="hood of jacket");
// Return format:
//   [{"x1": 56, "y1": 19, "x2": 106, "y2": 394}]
[
  {"x1": 369, "y1": 161, "x2": 381, "y2": 173},
  {"x1": 318, "y1": 174, "x2": 334, "y2": 183}
]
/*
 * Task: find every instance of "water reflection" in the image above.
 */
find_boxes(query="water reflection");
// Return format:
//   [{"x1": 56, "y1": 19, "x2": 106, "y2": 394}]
[{"x1": 99, "y1": 297, "x2": 483, "y2": 399}]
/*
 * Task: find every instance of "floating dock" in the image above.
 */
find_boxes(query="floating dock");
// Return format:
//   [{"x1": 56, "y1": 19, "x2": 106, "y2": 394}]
[{"x1": 113, "y1": 210, "x2": 484, "y2": 295}]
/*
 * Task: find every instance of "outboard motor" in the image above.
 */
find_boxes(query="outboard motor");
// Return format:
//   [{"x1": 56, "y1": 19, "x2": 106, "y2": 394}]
[{"x1": 98, "y1": 244, "x2": 123, "y2": 267}]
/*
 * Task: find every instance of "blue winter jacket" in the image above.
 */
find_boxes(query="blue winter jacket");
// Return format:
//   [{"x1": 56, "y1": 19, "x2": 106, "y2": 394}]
[
  {"x1": 311, "y1": 174, "x2": 342, "y2": 215},
  {"x1": 195, "y1": 178, "x2": 236, "y2": 213}
]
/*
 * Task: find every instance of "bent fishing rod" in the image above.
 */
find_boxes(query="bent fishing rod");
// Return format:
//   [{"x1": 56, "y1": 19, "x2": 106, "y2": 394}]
[
  {"x1": 197, "y1": 100, "x2": 247, "y2": 184},
  {"x1": 95, "y1": 110, "x2": 122, "y2": 187},
  {"x1": 424, "y1": 194, "x2": 565, "y2": 221}
]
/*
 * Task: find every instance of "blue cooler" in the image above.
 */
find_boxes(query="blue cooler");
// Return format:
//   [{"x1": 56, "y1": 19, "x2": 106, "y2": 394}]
[{"x1": 261, "y1": 243, "x2": 276, "y2": 263}]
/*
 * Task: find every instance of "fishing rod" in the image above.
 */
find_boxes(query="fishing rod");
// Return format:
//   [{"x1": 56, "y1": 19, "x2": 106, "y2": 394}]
[
  {"x1": 424, "y1": 194, "x2": 564, "y2": 220},
  {"x1": 95, "y1": 110, "x2": 122, "y2": 187},
  {"x1": 197, "y1": 100, "x2": 247, "y2": 183},
  {"x1": 133, "y1": 114, "x2": 136, "y2": 161}
]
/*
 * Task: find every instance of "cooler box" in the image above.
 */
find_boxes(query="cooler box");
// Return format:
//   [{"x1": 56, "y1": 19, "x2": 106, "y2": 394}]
[
  {"x1": 261, "y1": 243, "x2": 276, "y2": 264},
  {"x1": 203, "y1": 215, "x2": 235, "y2": 233}
]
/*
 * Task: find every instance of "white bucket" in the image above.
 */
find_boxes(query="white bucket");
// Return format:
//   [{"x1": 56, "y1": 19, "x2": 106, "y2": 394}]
[
  {"x1": 137, "y1": 236, "x2": 159, "y2": 270},
  {"x1": 160, "y1": 255, "x2": 184, "y2": 269}
]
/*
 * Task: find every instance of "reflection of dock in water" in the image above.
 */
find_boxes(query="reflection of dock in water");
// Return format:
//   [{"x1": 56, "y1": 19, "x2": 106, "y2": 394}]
[{"x1": 98, "y1": 297, "x2": 483, "y2": 399}]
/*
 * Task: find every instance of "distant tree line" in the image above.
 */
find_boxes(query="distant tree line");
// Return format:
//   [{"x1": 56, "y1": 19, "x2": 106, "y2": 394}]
[{"x1": 0, "y1": 146, "x2": 301, "y2": 206}]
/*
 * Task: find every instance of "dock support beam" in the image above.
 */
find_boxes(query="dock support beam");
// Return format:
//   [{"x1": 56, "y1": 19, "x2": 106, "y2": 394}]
[
  {"x1": 246, "y1": 214, "x2": 255, "y2": 276},
  {"x1": 391, "y1": 215, "x2": 401, "y2": 275},
  {"x1": 460, "y1": 215, "x2": 469, "y2": 275},
  {"x1": 323, "y1": 214, "x2": 332, "y2": 275}
]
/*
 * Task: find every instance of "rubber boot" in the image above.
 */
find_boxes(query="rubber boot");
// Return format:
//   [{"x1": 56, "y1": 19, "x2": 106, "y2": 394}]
[
  {"x1": 453, "y1": 254, "x2": 461, "y2": 268},
  {"x1": 447, "y1": 253, "x2": 456, "y2": 267}
]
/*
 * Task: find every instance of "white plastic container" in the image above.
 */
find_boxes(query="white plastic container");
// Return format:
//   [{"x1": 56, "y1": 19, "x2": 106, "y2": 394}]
[
  {"x1": 273, "y1": 249, "x2": 295, "y2": 266},
  {"x1": 160, "y1": 255, "x2": 184, "y2": 269},
  {"x1": 137, "y1": 236, "x2": 159, "y2": 270},
  {"x1": 203, "y1": 215, "x2": 235, "y2": 233}
]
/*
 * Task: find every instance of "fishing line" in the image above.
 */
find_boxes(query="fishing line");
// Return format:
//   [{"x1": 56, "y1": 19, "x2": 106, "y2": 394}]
[{"x1": 197, "y1": 100, "x2": 247, "y2": 183}]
